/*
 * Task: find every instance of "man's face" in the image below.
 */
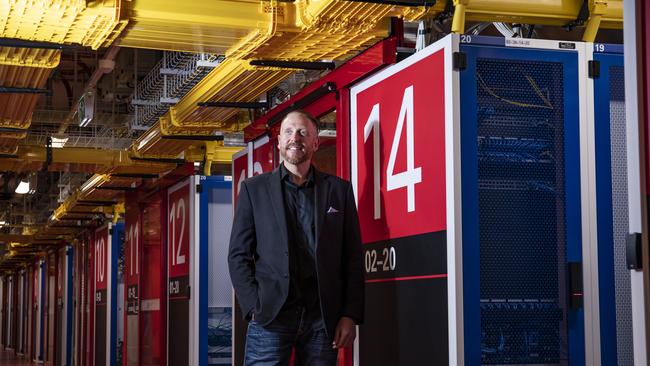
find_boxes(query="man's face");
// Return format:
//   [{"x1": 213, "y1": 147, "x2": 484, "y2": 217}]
[{"x1": 277, "y1": 112, "x2": 319, "y2": 166}]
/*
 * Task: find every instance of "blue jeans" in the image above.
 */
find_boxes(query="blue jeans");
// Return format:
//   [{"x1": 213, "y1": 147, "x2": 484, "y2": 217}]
[{"x1": 244, "y1": 307, "x2": 338, "y2": 366}]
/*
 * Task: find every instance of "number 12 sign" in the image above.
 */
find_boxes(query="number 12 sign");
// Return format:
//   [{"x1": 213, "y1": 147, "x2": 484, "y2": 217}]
[
  {"x1": 350, "y1": 38, "x2": 450, "y2": 244},
  {"x1": 166, "y1": 177, "x2": 194, "y2": 366}
]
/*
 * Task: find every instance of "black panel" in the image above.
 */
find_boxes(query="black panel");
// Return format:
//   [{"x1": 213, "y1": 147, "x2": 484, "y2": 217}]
[
  {"x1": 363, "y1": 231, "x2": 447, "y2": 281},
  {"x1": 55, "y1": 297, "x2": 62, "y2": 364},
  {"x1": 95, "y1": 289, "x2": 107, "y2": 366},
  {"x1": 362, "y1": 279, "x2": 448, "y2": 365},
  {"x1": 168, "y1": 275, "x2": 189, "y2": 366},
  {"x1": 360, "y1": 231, "x2": 448, "y2": 366}
]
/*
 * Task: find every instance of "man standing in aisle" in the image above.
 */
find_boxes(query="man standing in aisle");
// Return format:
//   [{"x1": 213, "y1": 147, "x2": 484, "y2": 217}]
[{"x1": 228, "y1": 110, "x2": 364, "y2": 366}]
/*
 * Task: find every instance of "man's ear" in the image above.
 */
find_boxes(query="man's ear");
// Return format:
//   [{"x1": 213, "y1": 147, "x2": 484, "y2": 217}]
[{"x1": 313, "y1": 136, "x2": 320, "y2": 152}]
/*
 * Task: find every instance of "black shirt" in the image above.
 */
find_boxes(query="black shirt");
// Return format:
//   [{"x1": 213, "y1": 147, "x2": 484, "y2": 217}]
[{"x1": 280, "y1": 164, "x2": 322, "y2": 323}]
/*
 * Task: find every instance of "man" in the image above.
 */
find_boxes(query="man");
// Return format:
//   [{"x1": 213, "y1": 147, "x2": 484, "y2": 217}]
[{"x1": 228, "y1": 110, "x2": 364, "y2": 366}]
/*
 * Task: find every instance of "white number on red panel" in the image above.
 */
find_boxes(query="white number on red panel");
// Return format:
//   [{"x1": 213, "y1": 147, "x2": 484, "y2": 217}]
[
  {"x1": 96, "y1": 237, "x2": 105, "y2": 282},
  {"x1": 237, "y1": 169, "x2": 246, "y2": 195},
  {"x1": 169, "y1": 198, "x2": 186, "y2": 266},
  {"x1": 128, "y1": 223, "x2": 139, "y2": 276},
  {"x1": 363, "y1": 85, "x2": 422, "y2": 219}
]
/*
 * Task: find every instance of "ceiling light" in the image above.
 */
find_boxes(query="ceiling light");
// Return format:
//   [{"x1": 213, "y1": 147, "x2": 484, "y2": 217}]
[
  {"x1": 51, "y1": 136, "x2": 68, "y2": 148},
  {"x1": 137, "y1": 129, "x2": 158, "y2": 150},
  {"x1": 15, "y1": 180, "x2": 29, "y2": 194},
  {"x1": 78, "y1": 91, "x2": 95, "y2": 127},
  {"x1": 0, "y1": 221, "x2": 6, "y2": 226},
  {"x1": 80, "y1": 174, "x2": 105, "y2": 193}
]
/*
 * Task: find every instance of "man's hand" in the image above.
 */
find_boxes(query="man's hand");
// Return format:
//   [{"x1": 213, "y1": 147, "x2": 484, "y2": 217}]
[{"x1": 332, "y1": 316, "x2": 356, "y2": 349}]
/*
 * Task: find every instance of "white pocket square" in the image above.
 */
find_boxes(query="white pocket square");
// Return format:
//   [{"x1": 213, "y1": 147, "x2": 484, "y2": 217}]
[{"x1": 327, "y1": 206, "x2": 339, "y2": 214}]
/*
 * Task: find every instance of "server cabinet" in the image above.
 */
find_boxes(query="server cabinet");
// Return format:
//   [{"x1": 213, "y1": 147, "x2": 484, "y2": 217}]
[
  {"x1": 230, "y1": 136, "x2": 276, "y2": 366},
  {"x1": 349, "y1": 34, "x2": 606, "y2": 365},
  {"x1": 592, "y1": 44, "x2": 633, "y2": 365},
  {"x1": 87, "y1": 232, "x2": 96, "y2": 366},
  {"x1": 94, "y1": 223, "x2": 124, "y2": 366},
  {"x1": 124, "y1": 192, "x2": 142, "y2": 366},
  {"x1": 73, "y1": 235, "x2": 90, "y2": 366},
  {"x1": 54, "y1": 246, "x2": 73, "y2": 366},
  {"x1": 25, "y1": 265, "x2": 34, "y2": 360},
  {"x1": 166, "y1": 177, "x2": 195, "y2": 366},
  {"x1": 0, "y1": 275, "x2": 3, "y2": 348},
  {"x1": 17, "y1": 270, "x2": 26, "y2": 355},
  {"x1": 459, "y1": 36, "x2": 587, "y2": 366},
  {"x1": 34, "y1": 260, "x2": 45, "y2": 362},
  {"x1": 45, "y1": 252, "x2": 57, "y2": 365},
  {"x1": 198, "y1": 176, "x2": 233, "y2": 366},
  {"x1": 140, "y1": 192, "x2": 166, "y2": 366}
]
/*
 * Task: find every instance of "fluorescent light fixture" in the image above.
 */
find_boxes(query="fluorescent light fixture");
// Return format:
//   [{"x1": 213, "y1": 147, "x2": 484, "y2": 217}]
[
  {"x1": 79, "y1": 115, "x2": 92, "y2": 127},
  {"x1": 78, "y1": 91, "x2": 95, "y2": 127},
  {"x1": 137, "y1": 129, "x2": 158, "y2": 150},
  {"x1": 51, "y1": 136, "x2": 68, "y2": 148},
  {"x1": 0, "y1": 221, "x2": 6, "y2": 226},
  {"x1": 318, "y1": 129, "x2": 336, "y2": 138},
  {"x1": 80, "y1": 174, "x2": 104, "y2": 193},
  {"x1": 15, "y1": 180, "x2": 29, "y2": 194}
]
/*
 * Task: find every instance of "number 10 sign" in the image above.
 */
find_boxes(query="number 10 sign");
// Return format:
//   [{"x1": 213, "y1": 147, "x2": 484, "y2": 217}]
[{"x1": 350, "y1": 39, "x2": 451, "y2": 244}]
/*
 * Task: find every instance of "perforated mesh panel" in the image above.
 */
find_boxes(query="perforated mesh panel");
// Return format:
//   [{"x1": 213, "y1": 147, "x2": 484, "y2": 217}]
[
  {"x1": 476, "y1": 59, "x2": 568, "y2": 365},
  {"x1": 208, "y1": 187, "x2": 234, "y2": 308},
  {"x1": 609, "y1": 66, "x2": 633, "y2": 366},
  {"x1": 208, "y1": 307, "x2": 232, "y2": 365}
]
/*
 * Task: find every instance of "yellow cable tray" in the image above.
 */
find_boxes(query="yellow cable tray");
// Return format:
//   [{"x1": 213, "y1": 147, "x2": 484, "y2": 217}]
[
  {"x1": 0, "y1": 59, "x2": 55, "y2": 131},
  {"x1": 0, "y1": 48, "x2": 61, "y2": 68},
  {"x1": 120, "y1": 0, "x2": 274, "y2": 53},
  {"x1": 0, "y1": 0, "x2": 127, "y2": 50},
  {"x1": 128, "y1": 0, "x2": 403, "y2": 151}
]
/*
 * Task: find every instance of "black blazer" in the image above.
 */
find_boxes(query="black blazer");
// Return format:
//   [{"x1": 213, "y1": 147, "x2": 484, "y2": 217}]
[{"x1": 228, "y1": 166, "x2": 364, "y2": 338}]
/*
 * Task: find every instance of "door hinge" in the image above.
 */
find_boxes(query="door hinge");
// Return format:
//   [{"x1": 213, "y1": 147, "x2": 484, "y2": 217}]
[
  {"x1": 453, "y1": 51, "x2": 467, "y2": 71},
  {"x1": 588, "y1": 60, "x2": 600, "y2": 78}
]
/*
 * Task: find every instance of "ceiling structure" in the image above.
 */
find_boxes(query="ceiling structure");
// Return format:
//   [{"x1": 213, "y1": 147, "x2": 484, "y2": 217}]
[{"x1": 0, "y1": 0, "x2": 623, "y2": 270}]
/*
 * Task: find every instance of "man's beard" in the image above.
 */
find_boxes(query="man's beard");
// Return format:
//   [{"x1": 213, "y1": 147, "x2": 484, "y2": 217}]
[{"x1": 282, "y1": 143, "x2": 309, "y2": 165}]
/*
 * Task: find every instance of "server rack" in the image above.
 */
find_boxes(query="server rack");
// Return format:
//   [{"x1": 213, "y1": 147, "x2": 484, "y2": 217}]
[
  {"x1": 0, "y1": 275, "x2": 4, "y2": 348},
  {"x1": 592, "y1": 44, "x2": 633, "y2": 365},
  {"x1": 347, "y1": 34, "x2": 627, "y2": 365},
  {"x1": 198, "y1": 175, "x2": 233, "y2": 366},
  {"x1": 459, "y1": 36, "x2": 587, "y2": 366},
  {"x1": 93, "y1": 223, "x2": 124, "y2": 366},
  {"x1": 35, "y1": 259, "x2": 45, "y2": 363}
]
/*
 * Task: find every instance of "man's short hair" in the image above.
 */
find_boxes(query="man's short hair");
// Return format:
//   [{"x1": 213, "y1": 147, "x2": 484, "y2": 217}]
[{"x1": 283, "y1": 109, "x2": 320, "y2": 133}]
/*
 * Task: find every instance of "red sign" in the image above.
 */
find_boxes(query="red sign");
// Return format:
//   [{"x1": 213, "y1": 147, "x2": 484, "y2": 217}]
[
  {"x1": 33, "y1": 261, "x2": 38, "y2": 303},
  {"x1": 58, "y1": 249, "x2": 64, "y2": 298},
  {"x1": 95, "y1": 226, "x2": 110, "y2": 291},
  {"x1": 351, "y1": 46, "x2": 448, "y2": 243},
  {"x1": 125, "y1": 204, "x2": 141, "y2": 286},
  {"x1": 232, "y1": 149, "x2": 248, "y2": 204},
  {"x1": 252, "y1": 137, "x2": 275, "y2": 175},
  {"x1": 167, "y1": 180, "x2": 191, "y2": 279}
]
